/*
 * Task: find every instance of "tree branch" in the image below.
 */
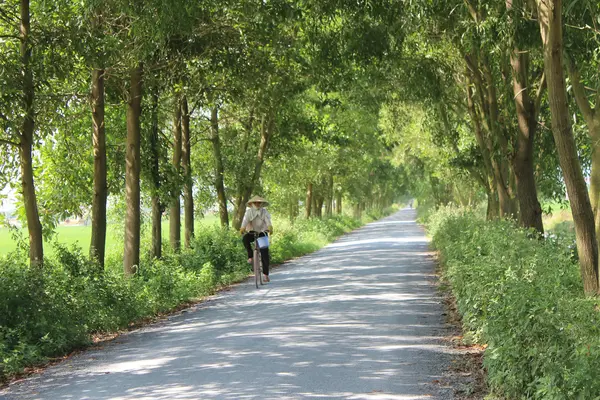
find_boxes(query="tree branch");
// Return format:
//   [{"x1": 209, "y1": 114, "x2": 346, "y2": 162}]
[
  {"x1": 463, "y1": 0, "x2": 480, "y2": 22},
  {"x1": 565, "y1": 52, "x2": 595, "y2": 125},
  {"x1": 534, "y1": 72, "x2": 546, "y2": 121},
  {"x1": 0, "y1": 138, "x2": 19, "y2": 146},
  {"x1": 0, "y1": 34, "x2": 20, "y2": 40}
]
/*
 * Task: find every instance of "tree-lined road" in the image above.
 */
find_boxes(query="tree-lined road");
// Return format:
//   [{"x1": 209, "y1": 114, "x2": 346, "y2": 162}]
[{"x1": 1, "y1": 209, "x2": 454, "y2": 400}]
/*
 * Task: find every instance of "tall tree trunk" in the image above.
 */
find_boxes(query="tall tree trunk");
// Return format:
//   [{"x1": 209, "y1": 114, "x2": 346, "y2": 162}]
[
  {"x1": 336, "y1": 191, "x2": 342, "y2": 215},
  {"x1": 509, "y1": 49, "x2": 544, "y2": 233},
  {"x1": 123, "y1": 64, "x2": 143, "y2": 276},
  {"x1": 536, "y1": 0, "x2": 599, "y2": 294},
  {"x1": 306, "y1": 182, "x2": 313, "y2": 218},
  {"x1": 150, "y1": 90, "x2": 161, "y2": 259},
  {"x1": 170, "y1": 96, "x2": 182, "y2": 251},
  {"x1": 232, "y1": 111, "x2": 254, "y2": 227},
  {"x1": 181, "y1": 96, "x2": 194, "y2": 246},
  {"x1": 19, "y1": 0, "x2": 43, "y2": 267},
  {"x1": 566, "y1": 55, "x2": 600, "y2": 271},
  {"x1": 90, "y1": 69, "x2": 108, "y2": 266},
  {"x1": 209, "y1": 105, "x2": 229, "y2": 228},
  {"x1": 232, "y1": 114, "x2": 273, "y2": 230}
]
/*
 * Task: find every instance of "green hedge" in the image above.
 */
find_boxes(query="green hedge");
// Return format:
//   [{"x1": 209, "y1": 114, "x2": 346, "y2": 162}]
[
  {"x1": 0, "y1": 209, "x2": 394, "y2": 382},
  {"x1": 428, "y1": 206, "x2": 600, "y2": 399}
]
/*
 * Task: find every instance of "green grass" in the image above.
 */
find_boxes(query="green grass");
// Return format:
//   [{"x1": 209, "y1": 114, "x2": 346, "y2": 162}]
[{"x1": 0, "y1": 215, "x2": 221, "y2": 256}]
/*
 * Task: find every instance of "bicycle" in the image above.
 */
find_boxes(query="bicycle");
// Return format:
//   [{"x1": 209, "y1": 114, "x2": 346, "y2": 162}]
[{"x1": 252, "y1": 231, "x2": 269, "y2": 288}]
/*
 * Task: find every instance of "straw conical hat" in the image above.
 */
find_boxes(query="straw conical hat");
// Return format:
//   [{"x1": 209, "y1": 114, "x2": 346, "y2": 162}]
[{"x1": 247, "y1": 195, "x2": 269, "y2": 206}]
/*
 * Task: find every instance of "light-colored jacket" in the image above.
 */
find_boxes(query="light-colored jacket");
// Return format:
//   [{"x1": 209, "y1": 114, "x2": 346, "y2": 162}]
[{"x1": 241, "y1": 207, "x2": 272, "y2": 232}]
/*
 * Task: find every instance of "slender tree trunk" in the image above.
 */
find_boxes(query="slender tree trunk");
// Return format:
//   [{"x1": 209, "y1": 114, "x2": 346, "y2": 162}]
[
  {"x1": 315, "y1": 196, "x2": 324, "y2": 218},
  {"x1": 353, "y1": 204, "x2": 361, "y2": 219},
  {"x1": 306, "y1": 182, "x2": 313, "y2": 218},
  {"x1": 509, "y1": 50, "x2": 544, "y2": 233},
  {"x1": 150, "y1": 90, "x2": 162, "y2": 259},
  {"x1": 170, "y1": 96, "x2": 182, "y2": 250},
  {"x1": 123, "y1": 64, "x2": 143, "y2": 276},
  {"x1": 181, "y1": 96, "x2": 194, "y2": 246},
  {"x1": 466, "y1": 55, "x2": 514, "y2": 218},
  {"x1": 232, "y1": 114, "x2": 273, "y2": 230},
  {"x1": 536, "y1": 0, "x2": 599, "y2": 294},
  {"x1": 591, "y1": 148, "x2": 600, "y2": 249},
  {"x1": 466, "y1": 75, "x2": 499, "y2": 220},
  {"x1": 209, "y1": 105, "x2": 229, "y2": 227},
  {"x1": 90, "y1": 69, "x2": 108, "y2": 266},
  {"x1": 325, "y1": 175, "x2": 334, "y2": 217},
  {"x1": 492, "y1": 159, "x2": 512, "y2": 218},
  {"x1": 486, "y1": 186, "x2": 500, "y2": 220},
  {"x1": 19, "y1": 0, "x2": 43, "y2": 267}
]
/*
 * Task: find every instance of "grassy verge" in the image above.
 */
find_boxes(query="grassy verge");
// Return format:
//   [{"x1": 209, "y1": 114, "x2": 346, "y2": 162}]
[
  {"x1": 0, "y1": 207, "x2": 397, "y2": 384},
  {"x1": 426, "y1": 206, "x2": 600, "y2": 399}
]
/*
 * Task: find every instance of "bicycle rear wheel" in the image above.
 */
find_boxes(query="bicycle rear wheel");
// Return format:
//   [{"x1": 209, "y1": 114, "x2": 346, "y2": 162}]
[
  {"x1": 259, "y1": 255, "x2": 264, "y2": 285},
  {"x1": 254, "y1": 247, "x2": 260, "y2": 288}
]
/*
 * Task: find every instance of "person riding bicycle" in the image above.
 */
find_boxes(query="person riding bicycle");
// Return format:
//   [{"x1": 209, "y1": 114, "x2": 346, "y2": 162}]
[{"x1": 240, "y1": 195, "x2": 273, "y2": 282}]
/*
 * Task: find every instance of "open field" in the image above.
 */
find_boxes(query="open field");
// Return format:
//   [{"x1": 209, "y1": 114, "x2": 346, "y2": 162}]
[
  {"x1": 0, "y1": 215, "x2": 221, "y2": 257},
  {"x1": 542, "y1": 201, "x2": 574, "y2": 235}
]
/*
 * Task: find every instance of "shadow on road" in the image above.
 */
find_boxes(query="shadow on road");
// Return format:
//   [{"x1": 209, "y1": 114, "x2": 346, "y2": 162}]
[{"x1": 2, "y1": 209, "x2": 454, "y2": 400}]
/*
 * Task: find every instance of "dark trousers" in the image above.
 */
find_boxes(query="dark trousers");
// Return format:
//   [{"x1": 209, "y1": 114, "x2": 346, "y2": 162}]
[{"x1": 242, "y1": 232, "x2": 270, "y2": 275}]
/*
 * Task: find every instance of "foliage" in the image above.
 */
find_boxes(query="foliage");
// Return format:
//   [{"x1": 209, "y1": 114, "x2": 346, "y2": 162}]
[{"x1": 428, "y1": 206, "x2": 600, "y2": 399}]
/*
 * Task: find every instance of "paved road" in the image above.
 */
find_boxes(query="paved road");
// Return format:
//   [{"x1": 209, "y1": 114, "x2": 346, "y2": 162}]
[{"x1": 1, "y1": 209, "x2": 454, "y2": 400}]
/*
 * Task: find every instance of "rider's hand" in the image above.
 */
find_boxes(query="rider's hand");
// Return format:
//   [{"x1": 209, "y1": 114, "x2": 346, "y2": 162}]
[
  {"x1": 268, "y1": 226, "x2": 273, "y2": 235},
  {"x1": 239, "y1": 228, "x2": 245, "y2": 235}
]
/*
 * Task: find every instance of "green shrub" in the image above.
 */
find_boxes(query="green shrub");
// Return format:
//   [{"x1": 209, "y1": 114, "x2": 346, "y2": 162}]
[{"x1": 428, "y1": 206, "x2": 600, "y2": 398}]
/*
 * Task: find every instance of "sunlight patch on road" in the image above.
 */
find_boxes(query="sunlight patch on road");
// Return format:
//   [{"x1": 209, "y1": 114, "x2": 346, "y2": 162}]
[
  {"x1": 327, "y1": 237, "x2": 428, "y2": 249},
  {"x1": 369, "y1": 220, "x2": 416, "y2": 225},
  {"x1": 98, "y1": 356, "x2": 176, "y2": 374}
]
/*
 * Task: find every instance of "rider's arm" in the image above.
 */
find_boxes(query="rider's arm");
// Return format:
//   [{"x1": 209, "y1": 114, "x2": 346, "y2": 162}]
[
  {"x1": 240, "y1": 210, "x2": 249, "y2": 234},
  {"x1": 265, "y1": 210, "x2": 273, "y2": 234}
]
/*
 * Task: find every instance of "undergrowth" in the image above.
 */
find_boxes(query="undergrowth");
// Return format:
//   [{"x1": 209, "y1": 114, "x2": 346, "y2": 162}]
[{"x1": 427, "y1": 206, "x2": 600, "y2": 399}]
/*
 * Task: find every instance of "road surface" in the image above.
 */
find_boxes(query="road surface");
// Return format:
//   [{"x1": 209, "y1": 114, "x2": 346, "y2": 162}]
[{"x1": 1, "y1": 209, "x2": 454, "y2": 400}]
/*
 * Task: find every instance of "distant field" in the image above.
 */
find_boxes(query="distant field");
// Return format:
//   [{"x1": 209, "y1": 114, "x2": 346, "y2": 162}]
[
  {"x1": 542, "y1": 201, "x2": 573, "y2": 234},
  {"x1": 0, "y1": 215, "x2": 221, "y2": 257}
]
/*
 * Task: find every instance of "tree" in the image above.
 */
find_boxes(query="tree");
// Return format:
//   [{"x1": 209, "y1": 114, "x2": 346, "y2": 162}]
[
  {"x1": 123, "y1": 64, "x2": 143, "y2": 276},
  {"x1": 181, "y1": 95, "x2": 194, "y2": 247},
  {"x1": 169, "y1": 93, "x2": 182, "y2": 251},
  {"x1": 535, "y1": 0, "x2": 598, "y2": 294}
]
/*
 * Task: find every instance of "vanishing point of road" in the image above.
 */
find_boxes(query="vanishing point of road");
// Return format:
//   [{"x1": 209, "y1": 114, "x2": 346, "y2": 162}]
[{"x1": 1, "y1": 209, "x2": 455, "y2": 400}]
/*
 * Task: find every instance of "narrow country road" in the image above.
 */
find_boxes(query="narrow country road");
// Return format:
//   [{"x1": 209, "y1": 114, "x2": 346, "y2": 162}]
[{"x1": 1, "y1": 209, "x2": 454, "y2": 400}]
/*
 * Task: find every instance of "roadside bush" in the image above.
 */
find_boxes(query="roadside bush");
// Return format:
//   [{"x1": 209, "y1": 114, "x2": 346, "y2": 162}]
[{"x1": 428, "y1": 206, "x2": 600, "y2": 398}]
